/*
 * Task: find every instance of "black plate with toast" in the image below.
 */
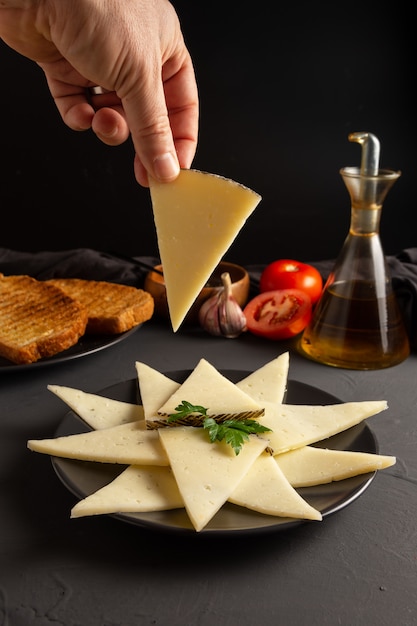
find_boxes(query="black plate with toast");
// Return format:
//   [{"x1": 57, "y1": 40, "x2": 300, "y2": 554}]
[{"x1": 0, "y1": 326, "x2": 140, "y2": 372}]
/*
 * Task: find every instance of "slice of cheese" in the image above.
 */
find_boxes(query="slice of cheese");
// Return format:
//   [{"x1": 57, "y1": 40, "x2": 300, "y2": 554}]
[
  {"x1": 275, "y1": 445, "x2": 396, "y2": 487},
  {"x1": 149, "y1": 169, "x2": 261, "y2": 331},
  {"x1": 159, "y1": 426, "x2": 268, "y2": 531},
  {"x1": 71, "y1": 465, "x2": 183, "y2": 518},
  {"x1": 27, "y1": 422, "x2": 169, "y2": 466},
  {"x1": 258, "y1": 399, "x2": 387, "y2": 454},
  {"x1": 156, "y1": 358, "x2": 263, "y2": 417},
  {"x1": 236, "y1": 352, "x2": 289, "y2": 405},
  {"x1": 47, "y1": 384, "x2": 143, "y2": 429},
  {"x1": 229, "y1": 452, "x2": 322, "y2": 521},
  {"x1": 135, "y1": 361, "x2": 180, "y2": 422}
]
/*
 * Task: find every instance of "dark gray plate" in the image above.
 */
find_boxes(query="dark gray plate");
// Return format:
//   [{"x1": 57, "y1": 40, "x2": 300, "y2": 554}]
[
  {"x1": 52, "y1": 370, "x2": 378, "y2": 535},
  {"x1": 0, "y1": 326, "x2": 140, "y2": 372}
]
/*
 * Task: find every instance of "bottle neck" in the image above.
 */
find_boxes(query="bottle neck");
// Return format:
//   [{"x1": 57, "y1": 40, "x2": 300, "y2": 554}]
[
  {"x1": 341, "y1": 167, "x2": 400, "y2": 237},
  {"x1": 349, "y1": 205, "x2": 382, "y2": 236}
]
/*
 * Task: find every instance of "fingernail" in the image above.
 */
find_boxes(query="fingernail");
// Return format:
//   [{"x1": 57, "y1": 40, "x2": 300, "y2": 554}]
[{"x1": 153, "y1": 152, "x2": 180, "y2": 182}]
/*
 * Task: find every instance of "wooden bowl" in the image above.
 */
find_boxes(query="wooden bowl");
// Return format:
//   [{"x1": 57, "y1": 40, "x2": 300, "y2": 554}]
[{"x1": 144, "y1": 261, "x2": 250, "y2": 325}]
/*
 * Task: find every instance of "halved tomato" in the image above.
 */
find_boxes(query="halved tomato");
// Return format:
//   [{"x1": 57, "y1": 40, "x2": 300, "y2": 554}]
[{"x1": 243, "y1": 289, "x2": 312, "y2": 340}]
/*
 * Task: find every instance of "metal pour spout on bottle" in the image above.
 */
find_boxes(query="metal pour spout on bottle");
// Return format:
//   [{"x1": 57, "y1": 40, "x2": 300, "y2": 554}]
[{"x1": 298, "y1": 132, "x2": 410, "y2": 370}]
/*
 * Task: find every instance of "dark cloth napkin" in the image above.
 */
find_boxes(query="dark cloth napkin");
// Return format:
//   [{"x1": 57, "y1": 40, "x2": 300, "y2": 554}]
[
  {"x1": 1, "y1": 246, "x2": 416, "y2": 347},
  {"x1": 0, "y1": 248, "x2": 158, "y2": 288}
]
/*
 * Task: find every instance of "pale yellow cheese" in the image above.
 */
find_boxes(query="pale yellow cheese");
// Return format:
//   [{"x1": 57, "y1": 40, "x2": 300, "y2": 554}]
[
  {"x1": 29, "y1": 359, "x2": 392, "y2": 531},
  {"x1": 236, "y1": 352, "x2": 289, "y2": 404},
  {"x1": 47, "y1": 384, "x2": 143, "y2": 429},
  {"x1": 27, "y1": 422, "x2": 169, "y2": 466},
  {"x1": 149, "y1": 169, "x2": 261, "y2": 331},
  {"x1": 258, "y1": 399, "x2": 387, "y2": 454},
  {"x1": 159, "y1": 426, "x2": 268, "y2": 532},
  {"x1": 229, "y1": 452, "x2": 322, "y2": 521},
  {"x1": 135, "y1": 361, "x2": 180, "y2": 422},
  {"x1": 157, "y1": 358, "x2": 263, "y2": 417},
  {"x1": 275, "y1": 445, "x2": 396, "y2": 487},
  {"x1": 71, "y1": 465, "x2": 183, "y2": 518}
]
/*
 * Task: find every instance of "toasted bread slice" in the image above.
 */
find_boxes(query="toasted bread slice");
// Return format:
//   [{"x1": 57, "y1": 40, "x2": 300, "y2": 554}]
[
  {"x1": 46, "y1": 278, "x2": 154, "y2": 334},
  {"x1": 0, "y1": 275, "x2": 88, "y2": 364}
]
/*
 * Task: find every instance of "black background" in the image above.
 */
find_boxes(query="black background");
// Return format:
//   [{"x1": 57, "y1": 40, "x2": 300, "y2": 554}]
[{"x1": 0, "y1": 2, "x2": 413, "y2": 265}]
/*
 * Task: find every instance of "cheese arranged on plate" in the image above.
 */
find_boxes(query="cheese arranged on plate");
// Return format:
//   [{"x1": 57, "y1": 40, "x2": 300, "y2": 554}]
[
  {"x1": 235, "y1": 352, "x2": 289, "y2": 404},
  {"x1": 28, "y1": 422, "x2": 169, "y2": 466},
  {"x1": 71, "y1": 465, "x2": 183, "y2": 517},
  {"x1": 156, "y1": 358, "x2": 264, "y2": 418},
  {"x1": 258, "y1": 399, "x2": 387, "y2": 454},
  {"x1": 149, "y1": 169, "x2": 261, "y2": 331},
  {"x1": 135, "y1": 361, "x2": 180, "y2": 422},
  {"x1": 275, "y1": 445, "x2": 396, "y2": 487},
  {"x1": 29, "y1": 353, "x2": 396, "y2": 532},
  {"x1": 159, "y1": 426, "x2": 268, "y2": 532},
  {"x1": 229, "y1": 452, "x2": 322, "y2": 521},
  {"x1": 47, "y1": 384, "x2": 143, "y2": 429}
]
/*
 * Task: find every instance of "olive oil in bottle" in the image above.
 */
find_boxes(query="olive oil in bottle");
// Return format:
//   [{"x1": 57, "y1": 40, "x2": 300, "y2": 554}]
[
  {"x1": 300, "y1": 279, "x2": 410, "y2": 369},
  {"x1": 299, "y1": 132, "x2": 410, "y2": 370}
]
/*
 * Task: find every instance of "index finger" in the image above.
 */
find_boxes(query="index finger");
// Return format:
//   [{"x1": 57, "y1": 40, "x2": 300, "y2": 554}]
[{"x1": 122, "y1": 49, "x2": 199, "y2": 186}]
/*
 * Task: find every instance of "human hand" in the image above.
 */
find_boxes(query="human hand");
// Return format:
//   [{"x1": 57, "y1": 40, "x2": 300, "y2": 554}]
[{"x1": 0, "y1": 0, "x2": 199, "y2": 186}]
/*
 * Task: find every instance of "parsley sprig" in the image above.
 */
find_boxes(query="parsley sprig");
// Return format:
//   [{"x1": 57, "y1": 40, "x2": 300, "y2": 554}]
[
  {"x1": 168, "y1": 400, "x2": 209, "y2": 420},
  {"x1": 168, "y1": 401, "x2": 271, "y2": 455}
]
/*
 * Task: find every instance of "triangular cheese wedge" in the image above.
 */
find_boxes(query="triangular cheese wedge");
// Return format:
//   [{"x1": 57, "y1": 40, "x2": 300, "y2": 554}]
[
  {"x1": 258, "y1": 400, "x2": 387, "y2": 454},
  {"x1": 156, "y1": 358, "x2": 263, "y2": 417},
  {"x1": 236, "y1": 352, "x2": 289, "y2": 404},
  {"x1": 135, "y1": 361, "x2": 180, "y2": 422},
  {"x1": 149, "y1": 169, "x2": 261, "y2": 331},
  {"x1": 27, "y1": 422, "x2": 169, "y2": 466},
  {"x1": 229, "y1": 452, "x2": 322, "y2": 521},
  {"x1": 275, "y1": 445, "x2": 396, "y2": 487},
  {"x1": 159, "y1": 426, "x2": 268, "y2": 531},
  {"x1": 47, "y1": 384, "x2": 143, "y2": 429},
  {"x1": 71, "y1": 465, "x2": 183, "y2": 518}
]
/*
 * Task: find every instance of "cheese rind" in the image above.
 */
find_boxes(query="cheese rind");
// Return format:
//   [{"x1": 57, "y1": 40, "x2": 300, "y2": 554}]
[
  {"x1": 258, "y1": 399, "x2": 388, "y2": 454},
  {"x1": 71, "y1": 465, "x2": 183, "y2": 517},
  {"x1": 47, "y1": 384, "x2": 143, "y2": 429},
  {"x1": 159, "y1": 426, "x2": 268, "y2": 531},
  {"x1": 275, "y1": 446, "x2": 396, "y2": 487},
  {"x1": 27, "y1": 422, "x2": 169, "y2": 466},
  {"x1": 157, "y1": 358, "x2": 263, "y2": 417},
  {"x1": 229, "y1": 453, "x2": 322, "y2": 521},
  {"x1": 149, "y1": 169, "x2": 261, "y2": 331}
]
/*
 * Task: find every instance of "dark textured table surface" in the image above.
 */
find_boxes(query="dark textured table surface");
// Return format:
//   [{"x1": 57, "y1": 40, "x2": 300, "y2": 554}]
[{"x1": 0, "y1": 318, "x2": 416, "y2": 626}]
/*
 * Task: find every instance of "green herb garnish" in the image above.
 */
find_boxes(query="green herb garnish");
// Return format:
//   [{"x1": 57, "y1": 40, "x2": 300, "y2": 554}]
[
  {"x1": 168, "y1": 401, "x2": 209, "y2": 421},
  {"x1": 168, "y1": 401, "x2": 272, "y2": 455},
  {"x1": 203, "y1": 418, "x2": 271, "y2": 455}
]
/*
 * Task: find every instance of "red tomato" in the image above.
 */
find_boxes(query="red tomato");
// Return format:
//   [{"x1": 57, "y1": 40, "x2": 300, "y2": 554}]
[
  {"x1": 243, "y1": 289, "x2": 312, "y2": 340},
  {"x1": 259, "y1": 259, "x2": 323, "y2": 304}
]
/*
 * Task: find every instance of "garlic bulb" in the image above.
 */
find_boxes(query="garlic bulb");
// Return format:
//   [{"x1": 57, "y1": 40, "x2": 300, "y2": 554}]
[{"x1": 198, "y1": 272, "x2": 247, "y2": 338}]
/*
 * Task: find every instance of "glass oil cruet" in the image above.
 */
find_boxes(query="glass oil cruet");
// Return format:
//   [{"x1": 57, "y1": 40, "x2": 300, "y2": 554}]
[{"x1": 299, "y1": 131, "x2": 410, "y2": 370}]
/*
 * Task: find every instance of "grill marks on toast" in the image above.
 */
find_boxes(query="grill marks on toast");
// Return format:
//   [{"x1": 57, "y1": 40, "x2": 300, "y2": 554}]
[
  {"x1": 0, "y1": 275, "x2": 88, "y2": 364},
  {"x1": 0, "y1": 275, "x2": 155, "y2": 364},
  {"x1": 46, "y1": 278, "x2": 154, "y2": 334}
]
